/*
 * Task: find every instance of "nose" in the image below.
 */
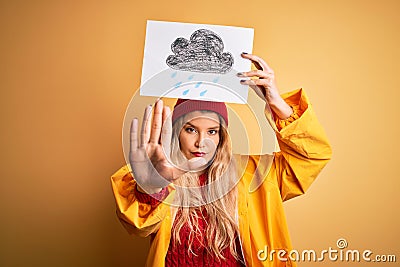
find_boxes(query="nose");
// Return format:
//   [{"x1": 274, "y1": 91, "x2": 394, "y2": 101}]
[
  {"x1": 194, "y1": 132, "x2": 206, "y2": 148},
  {"x1": 195, "y1": 133, "x2": 216, "y2": 151}
]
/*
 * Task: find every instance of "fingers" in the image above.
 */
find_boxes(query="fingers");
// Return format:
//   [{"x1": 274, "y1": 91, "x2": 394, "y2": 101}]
[
  {"x1": 161, "y1": 105, "x2": 172, "y2": 157},
  {"x1": 168, "y1": 157, "x2": 208, "y2": 180},
  {"x1": 185, "y1": 157, "x2": 208, "y2": 172},
  {"x1": 130, "y1": 118, "x2": 139, "y2": 153},
  {"x1": 140, "y1": 105, "x2": 152, "y2": 147},
  {"x1": 140, "y1": 99, "x2": 171, "y2": 148},
  {"x1": 149, "y1": 99, "x2": 163, "y2": 144},
  {"x1": 162, "y1": 105, "x2": 171, "y2": 124},
  {"x1": 240, "y1": 78, "x2": 272, "y2": 87},
  {"x1": 241, "y1": 53, "x2": 274, "y2": 73},
  {"x1": 237, "y1": 69, "x2": 272, "y2": 79}
]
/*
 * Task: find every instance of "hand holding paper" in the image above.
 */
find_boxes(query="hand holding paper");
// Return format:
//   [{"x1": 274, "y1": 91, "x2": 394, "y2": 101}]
[{"x1": 239, "y1": 53, "x2": 294, "y2": 119}]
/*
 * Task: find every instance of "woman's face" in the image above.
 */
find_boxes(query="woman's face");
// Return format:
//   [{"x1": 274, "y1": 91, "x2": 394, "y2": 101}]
[{"x1": 179, "y1": 111, "x2": 221, "y2": 163}]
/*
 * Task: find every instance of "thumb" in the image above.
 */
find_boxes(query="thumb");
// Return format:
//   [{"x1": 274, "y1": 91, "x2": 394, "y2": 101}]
[
  {"x1": 187, "y1": 157, "x2": 207, "y2": 171},
  {"x1": 175, "y1": 157, "x2": 208, "y2": 174},
  {"x1": 167, "y1": 157, "x2": 208, "y2": 181}
]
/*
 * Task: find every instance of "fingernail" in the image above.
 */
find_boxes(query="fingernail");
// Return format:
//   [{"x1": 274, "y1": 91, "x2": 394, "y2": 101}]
[
  {"x1": 240, "y1": 79, "x2": 247, "y2": 83},
  {"x1": 242, "y1": 52, "x2": 248, "y2": 54},
  {"x1": 237, "y1": 72, "x2": 244, "y2": 77}
]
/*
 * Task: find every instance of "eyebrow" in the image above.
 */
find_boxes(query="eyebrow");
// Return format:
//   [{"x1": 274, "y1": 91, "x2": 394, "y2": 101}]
[{"x1": 184, "y1": 122, "x2": 220, "y2": 130}]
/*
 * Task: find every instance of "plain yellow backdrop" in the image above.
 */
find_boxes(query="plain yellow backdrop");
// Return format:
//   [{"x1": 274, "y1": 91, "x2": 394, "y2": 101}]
[{"x1": 1, "y1": 0, "x2": 399, "y2": 266}]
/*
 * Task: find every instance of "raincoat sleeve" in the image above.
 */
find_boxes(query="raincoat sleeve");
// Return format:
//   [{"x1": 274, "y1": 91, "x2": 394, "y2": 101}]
[
  {"x1": 111, "y1": 165, "x2": 172, "y2": 237},
  {"x1": 269, "y1": 88, "x2": 332, "y2": 201}
]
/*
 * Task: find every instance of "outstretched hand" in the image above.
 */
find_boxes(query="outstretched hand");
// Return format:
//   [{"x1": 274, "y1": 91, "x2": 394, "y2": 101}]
[{"x1": 129, "y1": 99, "x2": 206, "y2": 194}]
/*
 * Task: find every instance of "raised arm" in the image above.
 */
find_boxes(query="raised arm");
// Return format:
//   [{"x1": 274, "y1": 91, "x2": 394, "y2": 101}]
[
  {"x1": 240, "y1": 53, "x2": 332, "y2": 201},
  {"x1": 272, "y1": 89, "x2": 332, "y2": 200},
  {"x1": 111, "y1": 99, "x2": 208, "y2": 237}
]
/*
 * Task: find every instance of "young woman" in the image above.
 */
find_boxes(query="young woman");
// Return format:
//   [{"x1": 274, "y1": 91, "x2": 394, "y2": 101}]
[{"x1": 111, "y1": 53, "x2": 332, "y2": 267}]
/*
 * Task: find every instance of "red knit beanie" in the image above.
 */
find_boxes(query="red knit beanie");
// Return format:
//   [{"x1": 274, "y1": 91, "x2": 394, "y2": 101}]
[{"x1": 172, "y1": 99, "x2": 228, "y2": 126}]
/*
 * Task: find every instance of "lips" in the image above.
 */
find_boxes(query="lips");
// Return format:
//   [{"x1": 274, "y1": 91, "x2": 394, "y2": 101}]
[{"x1": 192, "y1": 152, "x2": 206, "y2": 157}]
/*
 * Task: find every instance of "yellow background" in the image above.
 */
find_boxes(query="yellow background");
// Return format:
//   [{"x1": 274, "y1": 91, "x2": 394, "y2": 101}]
[{"x1": 1, "y1": 0, "x2": 399, "y2": 266}]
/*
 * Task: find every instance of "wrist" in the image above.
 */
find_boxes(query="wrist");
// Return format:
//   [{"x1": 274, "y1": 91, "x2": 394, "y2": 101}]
[
  {"x1": 134, "y1": 184, "x2": 169, "y2": 206},
  {"x1": 136, "y1": 184, "x2": 163, "y2": 194},
  {"x1": 269, "y1": 98, "x2": 293, "y2": 120}
]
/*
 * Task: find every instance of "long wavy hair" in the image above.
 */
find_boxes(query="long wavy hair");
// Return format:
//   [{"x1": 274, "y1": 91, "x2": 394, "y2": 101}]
[{"x1": 169, "y1": 111, "x2": 240, "y2": 261}]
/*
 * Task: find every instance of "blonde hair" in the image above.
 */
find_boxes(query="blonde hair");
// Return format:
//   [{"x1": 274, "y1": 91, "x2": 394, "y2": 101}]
[{"x1": 170, "y1": 111, "x2": 241, "y2": 261}]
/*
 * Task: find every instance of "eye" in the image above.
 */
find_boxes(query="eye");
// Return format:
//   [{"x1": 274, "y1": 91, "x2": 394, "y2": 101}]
[
  {"x1": 185, "y1": 127, "x2": 196, "y2": 134},
  {"x1": 208, "y1": 129, "x2": 219, "y2": 135}
]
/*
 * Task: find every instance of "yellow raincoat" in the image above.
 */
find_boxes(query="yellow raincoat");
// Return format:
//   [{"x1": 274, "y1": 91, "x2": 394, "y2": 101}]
[{"x1": 111, "y1": 89, "x2": 332, "y2": 266}]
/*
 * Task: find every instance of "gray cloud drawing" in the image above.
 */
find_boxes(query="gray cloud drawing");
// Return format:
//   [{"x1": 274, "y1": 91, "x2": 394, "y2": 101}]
[{"x1": 166, "y1": 29, "x2": 234, "y2": 74}]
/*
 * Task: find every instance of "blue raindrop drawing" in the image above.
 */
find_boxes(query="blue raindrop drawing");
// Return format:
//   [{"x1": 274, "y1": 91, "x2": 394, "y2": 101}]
[
  {"x1": 212, "y1": 77, "x2": 220, "y2": 83},
  {"x1": 171, "y1": 71, "x2": 177, "y2": 78},
  {"x1": 200, "y1": 90, "x2": 207, "y2": 96},
  {"x1": 174, "y1": 81, "x2": 182, "y2": 88},
  {"x1": 188, "y1": 74, "x2": 195, "y2": 80},
  {"x1": 182, "y1": 89, "x2": 190, "y2": 95},
  {"x1": 195, "y1": 82, "x2": 202, "y2": 88}
]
